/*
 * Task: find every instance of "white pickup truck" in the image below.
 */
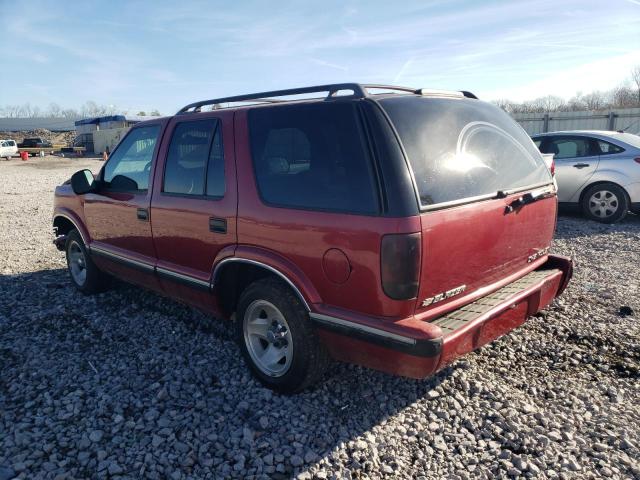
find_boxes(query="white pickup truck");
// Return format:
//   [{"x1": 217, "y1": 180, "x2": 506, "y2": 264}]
[{"x1": 0, "y1": 139, "x2": 18, "y2": 159}]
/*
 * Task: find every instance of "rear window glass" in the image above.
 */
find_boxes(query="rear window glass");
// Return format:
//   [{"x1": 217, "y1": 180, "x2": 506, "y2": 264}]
[
  {"x1": 248, "y1": 102, "x2": 378, "y2": 214},
  {"x1": 380, "y1": 96, "x2": 551, "y2": 207}
]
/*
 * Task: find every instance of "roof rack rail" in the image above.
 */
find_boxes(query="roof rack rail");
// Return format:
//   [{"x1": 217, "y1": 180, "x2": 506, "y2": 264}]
[
  {"x1": 362, "y1": 84, "x2": 478, "y2": 99},
  {"x1": 177, "y1": 83, "x2": 368, "y2": 114},
  {"x1": 361, "y1": 84, "x2": 420, "y2": 94},
  {"x1": 177, "y1": 83, "x2": 479, "y2": 114}
]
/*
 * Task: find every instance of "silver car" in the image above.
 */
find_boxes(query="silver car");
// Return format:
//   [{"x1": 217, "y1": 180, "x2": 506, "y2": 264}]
[{"x1": 532, "y1": 130, "x2": 640, "y2": 223}]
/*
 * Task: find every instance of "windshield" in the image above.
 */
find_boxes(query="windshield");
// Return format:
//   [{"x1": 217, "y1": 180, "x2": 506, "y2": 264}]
[{"x1": 379, "y1": 96, "x2": 552, "y2": 207}]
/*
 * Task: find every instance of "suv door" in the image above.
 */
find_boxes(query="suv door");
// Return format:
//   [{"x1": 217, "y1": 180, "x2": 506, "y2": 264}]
[
  {"x1": 540, "y1": 135, "x2": 599, "y2": 202},
  {"x1": 150, "y1": 112, "x2": 237, "y2": 313},
  {"x1": 84, "y1": 123, "x2": 163, "y2": 290}
]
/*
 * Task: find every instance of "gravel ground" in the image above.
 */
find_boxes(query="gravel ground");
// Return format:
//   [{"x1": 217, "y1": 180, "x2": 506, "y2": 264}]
[{"x1": 0, "y1": 157, "x2": 639, "y2": 480}]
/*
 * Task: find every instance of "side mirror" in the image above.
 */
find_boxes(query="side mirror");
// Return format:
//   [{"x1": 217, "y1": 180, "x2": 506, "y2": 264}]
[{"x1": 71, "y1": 169, "x2": 95, "y2": 195}]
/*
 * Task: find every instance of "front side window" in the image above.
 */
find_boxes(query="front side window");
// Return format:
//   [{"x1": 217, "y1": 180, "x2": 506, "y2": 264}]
[
  {"x1": 103, "y1": 125, "x2": 160, "y2": 191},
  {"x1": 163, "y1": 120, "x2": 225, "y2": 197},
  {"x1": 380, "y1": 96, "x2": 551, "y2": 207},
  {"x1": 248, "y1": 102, "x2": 378, "y2": 214},
  {"x1": 544, "y1": 137, "x2": 595, "y2": 159}
]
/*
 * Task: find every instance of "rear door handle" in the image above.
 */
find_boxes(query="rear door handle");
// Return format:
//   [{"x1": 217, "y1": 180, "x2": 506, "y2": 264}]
[
  {"x1": 573, "y1": 163, "x2": 590, "y2": 169},
  {"x1": 137, "y1": 208, "x2": 149, "y2": 221},
  {"x1": 209, "y1": 217, "x2": 227, "y2": 234}
]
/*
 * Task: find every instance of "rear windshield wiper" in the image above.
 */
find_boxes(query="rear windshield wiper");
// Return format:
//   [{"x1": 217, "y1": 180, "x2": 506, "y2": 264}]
[{"x1": 504, "y1": 187, "x2": 555, "y2": 214}]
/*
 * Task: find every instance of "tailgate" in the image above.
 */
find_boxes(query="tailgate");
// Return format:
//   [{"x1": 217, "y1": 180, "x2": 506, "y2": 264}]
[
  {"x1": 416, "y1": 192, "x2": 557, "y2": 313},
  {"x1": 376, "y1": 94, "x2": 557, "y2": 315}
]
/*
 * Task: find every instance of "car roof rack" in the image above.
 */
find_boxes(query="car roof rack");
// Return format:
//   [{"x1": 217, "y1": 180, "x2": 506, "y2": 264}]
[{"x1": 176, "y1": 83, "x2": 477, "y2": 114}]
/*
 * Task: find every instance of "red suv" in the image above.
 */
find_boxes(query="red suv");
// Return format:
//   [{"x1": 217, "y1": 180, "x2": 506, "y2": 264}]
[{"x1": 53, "y1": 84, "x2": 572, "y2": 392}]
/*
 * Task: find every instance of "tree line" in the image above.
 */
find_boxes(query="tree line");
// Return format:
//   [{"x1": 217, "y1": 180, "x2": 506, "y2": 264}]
[
  {"x1": 493, "y1": 66, "x2": 640, "y2": 114},
  {"x1": 0, "y1": 101, "x2": 161, "y2": 119}
]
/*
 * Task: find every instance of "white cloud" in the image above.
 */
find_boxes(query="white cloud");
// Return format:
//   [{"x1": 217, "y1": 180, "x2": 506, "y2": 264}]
[{"x1": 481, "y1": 51, "x2": 640, "y2": 101}]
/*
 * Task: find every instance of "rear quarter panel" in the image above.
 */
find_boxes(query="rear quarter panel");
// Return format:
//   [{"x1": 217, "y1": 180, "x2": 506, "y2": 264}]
[
  {"x1": 233, "y1": 109, "x2": 419, "y2": 318},
  {"x1": 571, "y1": 157, "x2": 640, "y2": 202}
]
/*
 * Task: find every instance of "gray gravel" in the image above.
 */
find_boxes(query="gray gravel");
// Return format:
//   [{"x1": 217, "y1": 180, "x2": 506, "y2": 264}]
[{"x1": 1, "y1": 156, "x2": 639, "y2": 479}]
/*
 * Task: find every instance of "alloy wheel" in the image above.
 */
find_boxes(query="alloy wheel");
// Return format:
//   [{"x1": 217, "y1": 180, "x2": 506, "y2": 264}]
[
  {"x1": 68, "y1": 241, "x2": 87, "y2": 286},
  {"x1": 243, "y1": 300, "x2": 293, "y2": 377}
]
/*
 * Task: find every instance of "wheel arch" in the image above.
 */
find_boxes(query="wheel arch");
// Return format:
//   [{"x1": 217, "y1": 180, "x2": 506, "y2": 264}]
[
  {"x1": 53, "y1": 211, "x2": 90, "y2": 245},
  {"x1": 578, "y1": 180, "x2": 631, "y2": 207},
  {"x1": 212, "y1": 253, "x2": 320, "y2": 318}
]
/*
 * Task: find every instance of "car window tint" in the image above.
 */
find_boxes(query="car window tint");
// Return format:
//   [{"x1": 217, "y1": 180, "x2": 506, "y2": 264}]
[
  {"x1": 103, "y1": 125, "x2": 160, "y2": 191},
  {"x1": 206, "y1": 126, "x2": 225, "y2": 197},
  {"x1": 164, "y1": 120, "x2": 217, "y2": 195},
  {"x1": 532, "y1": 138, "x2": 542, "y2": 149},
  {"x1": 548, "y1": 137, "x2": 593, "y2": 159},
  {"x1": 380, "y1": 96, "x2": 550, "y2": 206},
  {"x1": 248, "y1": 102, "x2": 378, "y2": 215},
  {"x1": 597, "y1": 140, "x2": 624, "y2": 155}
]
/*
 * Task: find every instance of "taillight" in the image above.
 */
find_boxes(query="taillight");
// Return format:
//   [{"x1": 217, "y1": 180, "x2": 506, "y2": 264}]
[
  {"x1": 381, "y1": 233, "x2": 421, "y2": 300},
  {"x1": 542, "y1": 153, "x2": 555, "y2": 176},
  {"x1": 634, "y1": 157, "x2": 640, "y2": 164}
]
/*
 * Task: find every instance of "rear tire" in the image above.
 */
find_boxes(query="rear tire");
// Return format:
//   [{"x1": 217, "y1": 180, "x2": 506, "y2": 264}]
[
  {"x1": 235, "y1": 277, "x2": 330, "y2": 393},
  {"x1": 65, "y1": 229, "x2": 110, "y2": 294},
  {"x1": 581, "y1": 183, "x2": 629, "y2": 224}
]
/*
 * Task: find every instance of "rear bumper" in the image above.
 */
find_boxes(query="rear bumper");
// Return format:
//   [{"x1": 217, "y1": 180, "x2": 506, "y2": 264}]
[{"x1": 313, "y1": 254, "x2": 573, "y2": 378}]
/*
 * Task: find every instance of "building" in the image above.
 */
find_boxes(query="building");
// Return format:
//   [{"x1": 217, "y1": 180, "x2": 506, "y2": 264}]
[{"x1": 74, "y1": 114, "x2": 160, "y2": 153}]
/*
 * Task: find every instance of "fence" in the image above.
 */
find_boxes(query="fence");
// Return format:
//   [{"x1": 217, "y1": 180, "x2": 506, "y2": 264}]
[{"x1": 513, "y1": 108, "x2": 640, "y2": 136}]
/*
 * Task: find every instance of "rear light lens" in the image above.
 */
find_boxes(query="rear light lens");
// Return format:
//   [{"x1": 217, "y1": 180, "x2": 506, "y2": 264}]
[
  {"x1": 381, "y1": 233, "x2": 421, "y2": 300},
  {"x1": 634, "y1": 157, "x2": 640, "y2": 164},
  {"x1": 542, "y1": 153, "x2": 555, "y2": 176}
]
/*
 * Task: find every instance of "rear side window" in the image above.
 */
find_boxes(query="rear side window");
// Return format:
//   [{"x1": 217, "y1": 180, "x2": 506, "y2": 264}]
[
  {"x1": 163, "y1": 120, "x2": 225, "y2": 197},
  {"x1": 249, "y1": 102, "x2": 378, "y2": 214},
  {"x1": 380, "y1": 96, "x2": 551, "y2": 207},
  {"x1": 597, "y1": 140, "x2": 624, "y2": 155}
]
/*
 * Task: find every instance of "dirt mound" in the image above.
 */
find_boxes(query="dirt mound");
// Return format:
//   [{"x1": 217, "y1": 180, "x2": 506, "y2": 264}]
[{"x1": 0, "y1": 129, "x2": 76, "y2": 146}]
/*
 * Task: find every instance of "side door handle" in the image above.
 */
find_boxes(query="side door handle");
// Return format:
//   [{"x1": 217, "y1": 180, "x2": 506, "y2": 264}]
[
  {"x1": 137, "y1": 208, "x2": 149, "y2": 221},
  {"x1": 573, "y1": 163, "x2": 590, "y2": 169},
  {"x1": 209, "y1": 217, "x2": 227, "y2": 234}
]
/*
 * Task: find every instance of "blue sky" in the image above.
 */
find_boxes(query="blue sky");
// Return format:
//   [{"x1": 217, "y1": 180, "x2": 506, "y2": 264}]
[{"x1": 1, "y1": 0, "x2": 639, "y2": 115}]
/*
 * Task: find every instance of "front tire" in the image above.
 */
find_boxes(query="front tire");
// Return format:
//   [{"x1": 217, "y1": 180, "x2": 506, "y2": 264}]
[
  {"x1": 581, "y1": 183, "x2": 629, "y2": 224},
  {"x1": 65, "y1": 230, "x2": 110, "y2": 294},
  {"x1": 236, "y1": 277, "x2": 330, "y2": 393}
]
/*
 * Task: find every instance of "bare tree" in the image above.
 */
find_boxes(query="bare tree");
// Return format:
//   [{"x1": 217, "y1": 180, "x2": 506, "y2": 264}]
[
  {"x1": 610, "y1": 85, "x2": 636, "y2": 108},
  {"x1": 47, "y1": 103, "x2": 62, "y2": 118},
  {"x1": 631, "y1": 65, "x2": 640, "y2": 104},
  {"x1": 582, "y1": 91, "x2": 607, "y2": 110},
  {"x1": 61, "y1": 108, "x2": 80, "y2": 119}
]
